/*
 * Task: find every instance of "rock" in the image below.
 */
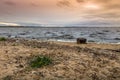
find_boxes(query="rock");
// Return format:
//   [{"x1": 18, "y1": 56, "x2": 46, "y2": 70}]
[
  {"x1": 102, "y1": 30, "x2": 109, "y2": 32},
  {"x1": 19, "y1": 64, "x2": 24, "y2": 68},
  {"x1": 96, "y1": 32, "x2": 105, "y2": 35},
  {"x1": 114, "y1": 38, "x2": 120, "y2": 40},
  {"x1": 45, "y1": 32, "x2": 57, "y2": 37},
  {"x1": 89, "y1": 33, "x2": 97, "y2": 38},
  {"x1": 7, "y1": 34, "x2": 11, "y2": 38},
  {"x1": 76, "y1": 38, "x2": 87, "y2": 44},
  {"x1": 88, "y1": 40, "x2": 95, "y2": 42},
  {"x1": 57, "y1": 34, "x2": 74, "y2": 39}
]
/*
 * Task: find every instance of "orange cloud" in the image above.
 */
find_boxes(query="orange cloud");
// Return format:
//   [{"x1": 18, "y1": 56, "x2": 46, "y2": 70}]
[{"x1": 0, "y1": 0, "x2": 120, "y2": 25}]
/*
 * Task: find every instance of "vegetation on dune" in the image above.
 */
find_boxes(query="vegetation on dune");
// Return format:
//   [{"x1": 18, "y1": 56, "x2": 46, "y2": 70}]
[
  {"x1": 0, "y1": 37, "x2": 7, "y2": 41},
  {"x1": 2, "y1": 75, "x2": 12, "y2": 80},
  {"x1": 29, "y1": 55, "x2": 52, "y2": 68}
]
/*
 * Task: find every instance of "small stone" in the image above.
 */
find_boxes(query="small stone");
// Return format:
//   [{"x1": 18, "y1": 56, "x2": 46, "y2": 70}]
[{"x1": 19, "y1": 64, "x2": 24, "y2": 68}]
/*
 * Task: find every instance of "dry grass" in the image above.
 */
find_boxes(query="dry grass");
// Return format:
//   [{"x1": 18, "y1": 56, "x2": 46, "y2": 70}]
[{"x1": 0, "y1": 38, "x2": 120, "y2": 80}]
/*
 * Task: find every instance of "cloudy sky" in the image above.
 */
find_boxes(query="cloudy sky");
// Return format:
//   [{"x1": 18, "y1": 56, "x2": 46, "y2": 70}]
[{"x1": 0, "y1": 0, "x2": 120, "y2": 26}]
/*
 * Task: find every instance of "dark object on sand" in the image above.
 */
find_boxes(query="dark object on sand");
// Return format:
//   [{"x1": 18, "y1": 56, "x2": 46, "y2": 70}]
[{"x1": 77, "y1": 38, "x2": 87, "y2": 44}]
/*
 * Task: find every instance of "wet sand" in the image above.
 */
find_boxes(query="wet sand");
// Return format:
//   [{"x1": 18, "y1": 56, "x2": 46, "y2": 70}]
[{"x1": 0, "y1": 38, "x2": 120, "y2": 80}]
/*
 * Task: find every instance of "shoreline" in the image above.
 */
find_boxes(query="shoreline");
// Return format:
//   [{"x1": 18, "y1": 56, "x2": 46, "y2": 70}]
[
  {"x1": 0, "y1": 38, "x2": 120, "y2": 80},
  {"x1": 48, "y1": 39, "x2": 120, "y2": 44},
  {"x1": 2, "y1": 37, "x2": 120, "y2": 44},
  {"x1": 0, "y1": 27, "x2": 120, "y2": 44}
]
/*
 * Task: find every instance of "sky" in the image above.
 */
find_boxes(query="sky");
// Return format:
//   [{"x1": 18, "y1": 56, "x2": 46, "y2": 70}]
[{"x1": 0, "y1": 0, "x2": 120, "y2": 26}]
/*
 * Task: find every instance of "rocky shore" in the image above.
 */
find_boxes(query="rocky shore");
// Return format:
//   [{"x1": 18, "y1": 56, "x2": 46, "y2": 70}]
[{"x1": 0, "y1": 38, "x2": 120, "y2": 80}]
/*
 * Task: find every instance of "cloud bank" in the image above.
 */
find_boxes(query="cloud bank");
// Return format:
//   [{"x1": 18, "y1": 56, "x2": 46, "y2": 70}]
[
  {"x1": 0, "y1": 0, "x2": 120, "y2": 26},
  {"x1": 0, "y1": 22, "x2": 20, "y2": 26}
]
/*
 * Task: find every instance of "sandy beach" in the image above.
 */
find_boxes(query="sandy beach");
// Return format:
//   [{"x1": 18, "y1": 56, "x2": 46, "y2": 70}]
[{"x1": 0, "y1": 38, "x2": 120, "y2": 80}]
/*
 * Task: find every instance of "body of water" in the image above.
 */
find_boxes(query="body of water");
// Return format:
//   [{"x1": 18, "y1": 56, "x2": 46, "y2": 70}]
[{"x1": 0, "y1": 27, "x2": 120, "y2": 43}]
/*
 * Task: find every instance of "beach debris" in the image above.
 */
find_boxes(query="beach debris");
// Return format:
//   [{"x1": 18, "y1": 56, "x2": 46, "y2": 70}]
[{"x1": 77, "y1": 38, "x2": 87, "y2": 44}]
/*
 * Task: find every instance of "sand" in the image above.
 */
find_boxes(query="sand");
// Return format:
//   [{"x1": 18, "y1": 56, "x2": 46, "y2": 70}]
[{"x1": 0, "y1": 38, "x2": 120, "y2": 80}]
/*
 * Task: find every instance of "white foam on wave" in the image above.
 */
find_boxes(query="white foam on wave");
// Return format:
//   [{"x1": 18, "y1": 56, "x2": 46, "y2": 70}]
[{"x1": 49, "y1": 39, "x2": 120, "y2": 44}]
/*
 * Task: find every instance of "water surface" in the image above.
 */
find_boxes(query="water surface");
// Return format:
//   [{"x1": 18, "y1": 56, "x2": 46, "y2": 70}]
[{"x1": 0, "y1": 27, "x2": 120, "y2": 43}]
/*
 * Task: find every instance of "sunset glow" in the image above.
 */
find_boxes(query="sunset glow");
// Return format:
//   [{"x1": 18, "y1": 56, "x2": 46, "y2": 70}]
[
  {"x1": 0, "y1": 0, "x2": 119, "y2": 26},
  {"x1": 0, "y1": 22, "x2": 20, "y2": 26},
  {"x1": 83, "y1": 3, "x2": 100, "y2": 10}
]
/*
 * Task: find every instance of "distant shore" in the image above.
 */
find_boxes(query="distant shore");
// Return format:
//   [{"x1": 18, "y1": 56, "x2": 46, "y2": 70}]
[
  {"x1": 0, "y1": 26, "x2": 120, "y2": 28},
  {"x1": 0, "y1": 38, "x2": 120, "y2": 80}
]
